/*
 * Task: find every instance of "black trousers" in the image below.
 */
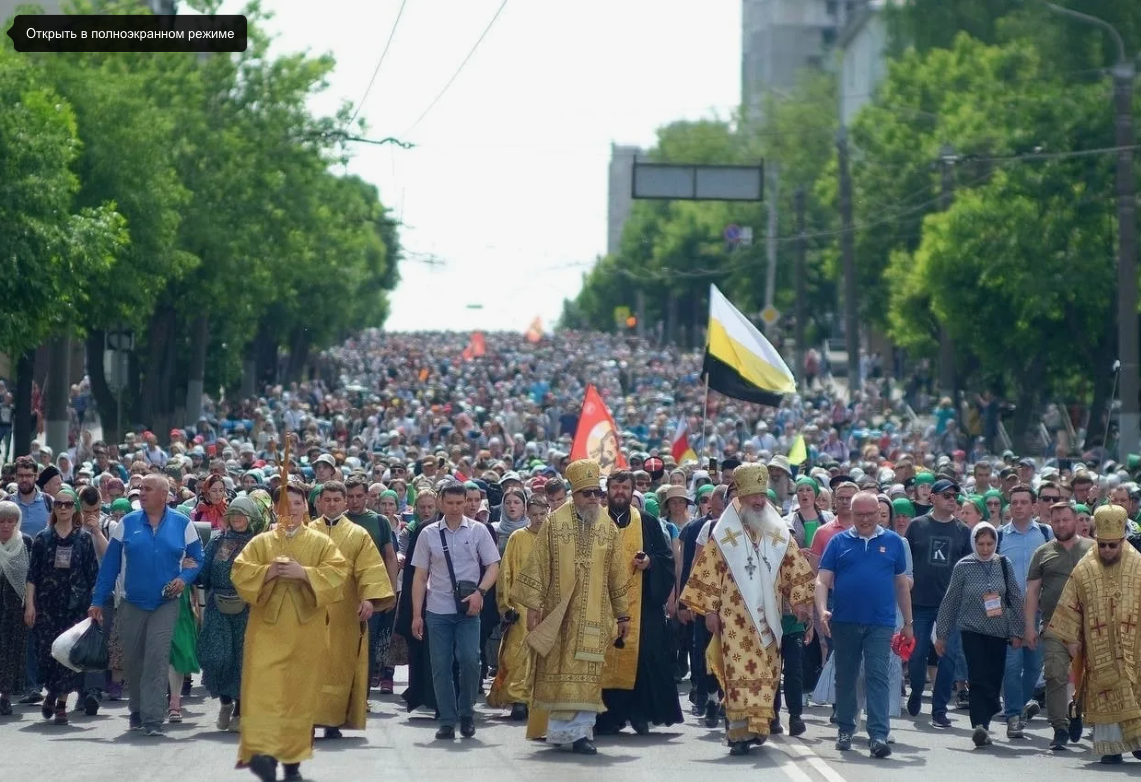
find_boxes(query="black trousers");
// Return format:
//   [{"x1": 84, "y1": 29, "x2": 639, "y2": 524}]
[
  {"x1": 773, "y1": 631, "x2": 805, "y2": 719},
  {"x1": 961, "y1": 630, "x2": 1008, "y2": 730},
  {"x1": 691, "y1": 620, "x2": 718, "y2": 702}
]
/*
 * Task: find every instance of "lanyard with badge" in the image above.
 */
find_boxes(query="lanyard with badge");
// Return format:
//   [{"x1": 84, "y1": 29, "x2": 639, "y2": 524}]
[{"x1": 981, "y1": 560, "x2": 1002, "y2": 618}]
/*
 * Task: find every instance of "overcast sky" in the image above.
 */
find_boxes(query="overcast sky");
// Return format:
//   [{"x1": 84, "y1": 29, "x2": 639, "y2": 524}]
[{"x1": 262, "y1": 0, "x2": 741, "y2": 332}]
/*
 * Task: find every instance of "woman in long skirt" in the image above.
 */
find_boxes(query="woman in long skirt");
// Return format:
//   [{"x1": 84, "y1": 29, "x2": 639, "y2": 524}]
[{"x1": 0, "y1": 502, "x2": 31, "y2": 715}]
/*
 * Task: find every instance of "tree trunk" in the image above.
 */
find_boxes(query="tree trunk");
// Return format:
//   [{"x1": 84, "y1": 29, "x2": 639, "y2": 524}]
[
  {"x1": 12, "y1": 349, "x2": 35, "y2": 458},
  {"x1": 185, "y1": 314, "x2": 209, "y2": 426},
  {"x1": 253, "y1": 320, "x2": 278, "y2": 392},
  {"x1": 285, "y1": 327, "x2": 312, "y2": 383},
  {"x1": 139, "y1": 307, "x2": 176, "y2": 432},
  {"x1": 45, "y1": 336, "x2": 70, "y2": 456},
  {"x1": 85, "y1": 330, "x2": 125, "y2": 445}
]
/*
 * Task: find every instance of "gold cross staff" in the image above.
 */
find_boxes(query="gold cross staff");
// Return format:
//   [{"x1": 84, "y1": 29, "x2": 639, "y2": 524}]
[{"x1": 719, "y1": 527, "x2": 742, "y2": 548}]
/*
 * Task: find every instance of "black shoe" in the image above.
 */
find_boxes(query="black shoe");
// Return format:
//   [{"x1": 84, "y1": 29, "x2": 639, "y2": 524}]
[
  {"x1": 248, "y1": 754, "x2": 278, "y2": 782},
  {"x1": 789, "y1": 716, "x2": 807, "y2": 737},
  {"x1": 460, "y1": 717, "x2": 476, "y2": 738},
  {"x1": 870, "y1": 739, "x2": 892, "y2": 758},
  {"x1": 631, "y1": 719, "x2": 649, "y2": 736},
  {"x1": 836, "y1": 732, "x2": 853, "y2": 751},
  {"x1": 1050, "y1": 728, "x2": 1069, "y2": 751},
  {"x1": 907, "y1": 690, "x2": 922, "y2": 717},
  {"x1": 83, "y1": 693, "x2": 99, "y2": 716},
  {"x1": 931, "y1": 712, "x2": 952, "y2": 729},
  {"x1": 181, "y1": 676, "x2": 191, "y2": 698},
  {"x1": 18, "y1": 691, "x2": 43, "y2": 705},
  {"x1": 1101, "y1": 754, "x2": 1123, "y2": 764},
  {"x1": 729, "y1": 741, "x2": 751, "y2": 756},
  {"x1": 770, "y1": 719, "x2": 784, "y2": 735},
  {"x1": 956, "y1": 689, "x2": 970, "y2": 710},
  {"x1": 129, "y1": 712, "x2": 142, "y2": 731},
  {"x1": 510, "y1": 703, "x2": 528, "y2": 721},
  {"x1": 435, "y1": 725, "x2": 455, "y2": 740},
  {"x1": 283, "y1": 763, "x2": 303, "y2": 782},
  {"x1": 829, "y1": 707, "x2": 837, "y2": 724},
  {"x1": 1133, "y1": 750, "x2": 1141, "y2": 760},
  {"x1": 704, "y1": 701, "x2": 720, "y2": 728},
  {"x1": 751, "y1": 734, "x2": 767, "y2": 747},
  {"x1": 41, "y1": 700, "x2": 54, "y2": 721},
  {"x1": 1068, "y1": 714, "x2": 1083, "y2": 743},
  {"x1": 572, "y1": 737, "x2": 597, "y2": 755},
  {"x1": 0, "y1": 697, "x2": 10, "y2": 716},
  {"x1": 323, "y1": 727, "x2": 342, "y2": 740}
]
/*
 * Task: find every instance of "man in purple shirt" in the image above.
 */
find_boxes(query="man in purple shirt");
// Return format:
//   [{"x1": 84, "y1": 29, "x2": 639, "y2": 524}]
[{"x1": 411, "y1": 480, "x2": 500, "y2": 740}]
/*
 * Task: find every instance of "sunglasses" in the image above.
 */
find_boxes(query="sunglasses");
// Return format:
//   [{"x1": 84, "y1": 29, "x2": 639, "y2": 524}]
[
  {"x1": 578, "y1": 489, "x2": 605, "y2": 499},
  {"x1": 1098, "y1": 541, "x2": 1120, "y2": 550},
  {"x1": 940, "y1": 492, "x2": 958, "y2": 500},
  {"x1": 54, "y1": 501, "x2": 75, "y2": 509},
  {"x1": 1039, "y1": 495, "x2": 1061, "y2": 503}
]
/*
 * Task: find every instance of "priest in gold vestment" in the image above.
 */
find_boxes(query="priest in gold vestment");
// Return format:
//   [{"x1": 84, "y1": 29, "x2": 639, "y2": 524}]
[
  {"x1": 1049, "y1": 504, "x2": 1141, "y2": 764},
  {"x1": 232, "y1": 479, "x2": 348, "y2": 782},
  {"x1": 512, "y1": 460, "x2": 632, "y2": 755},
  {"x1": 680, "y1": 463, "x2": 815, "y2": 756},
  {"x1": 487, "y1": 493, "x2": 549, "y2": 719},
  {"x1": 309, "y1": 481, "x2": 396, "y2": 738}
]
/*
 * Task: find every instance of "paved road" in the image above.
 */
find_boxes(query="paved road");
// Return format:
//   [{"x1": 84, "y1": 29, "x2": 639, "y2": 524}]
[{"x1": 0, "y1": 669, "x2": 1117, "y2": 782}]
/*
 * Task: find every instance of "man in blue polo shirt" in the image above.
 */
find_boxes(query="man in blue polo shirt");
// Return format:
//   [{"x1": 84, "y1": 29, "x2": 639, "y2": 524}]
[
  {"x1": 817, "y1": 490, "x2": 913, "y2": 760},
  {"x1": 90, "y1": 473, "x2": 203, "y2": 736}
]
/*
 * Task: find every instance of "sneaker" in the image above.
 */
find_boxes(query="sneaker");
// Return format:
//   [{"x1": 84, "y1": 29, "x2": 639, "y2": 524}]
[
  {"x1": 18, "y1": 690, "x2": 44, "y2": 705},
  {"x1": 83, "y1": 693, "x2": 99, "y2": 716},
  {"x1": 836, "y1": 732, "x2": 853, "y2": 751},
  {"x1": 870, "y1": 738, "x2": 892, "y2": 758},
  {"x1": 217, "y1": 702, "x2": 234, "y2": 731},
  {"x1": 144, "y1": 725, "x2": 167, "y2": 737},
  {"x1": 1006, "y1": 717, "x2": 1025, "y2": 739},
  {"x1": 956, "y1": 688, "x2": 971, "y2": 710},
  {"x1": 932, "y1": 712, "x2": 952, "y2": 729},
  {"x1": 886, "y1": 733, "x2": 896, "y2": 744},
  {"x1": 789, "y1": 716, "x2": 807, "y2": 737},
  {"x1": 972, "y1": 726, "x2": 991, "y2": 747},
  {"x1": 129, "y1": 712, "x2": 142, "y2": 731},
  {"x1": 1050, "y1": 728, "x2": 1069, "y2": 751},
  {"x1": 1022, "y1": 700, "x2": 1041, "y2": 722},
  {"x1": 907, "y1": 690, "x2": 922, "y2": 717}
]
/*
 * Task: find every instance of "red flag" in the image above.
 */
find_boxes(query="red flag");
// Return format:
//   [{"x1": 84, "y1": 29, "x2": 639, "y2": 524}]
[
  {"x1": 570, "y1": 384, "x2": 627, "y2": 476},
  {"x1": 472, "y1": 332, "x2": 486, "y2": 357},
  {"x1": 525, "y1": 317, "x2": 543, "y2": 344}
]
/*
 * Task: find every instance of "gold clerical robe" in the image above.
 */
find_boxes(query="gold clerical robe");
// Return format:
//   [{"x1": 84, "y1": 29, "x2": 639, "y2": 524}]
[
  {"x1": 309, "y1": 516, "x2": 396, "y2": 730},
  {"x1": 487, "y1": 526, "x2": 540, "y2": 708},
  {"x1": 680, "y1": 530, "x2": 815, "y2": 742},
  {"x1": 600, "y1": 508, "x2": 643, "y2": 690},
  {"x1": 1049, "y1": 545, "x2": 1141, "y2": 754},
  {"x1": 512, "y1": 503, "x2": 630, "y2": 739},
  {"x1": 231, "y1": 525, "x2": 348, "y2": 766}
]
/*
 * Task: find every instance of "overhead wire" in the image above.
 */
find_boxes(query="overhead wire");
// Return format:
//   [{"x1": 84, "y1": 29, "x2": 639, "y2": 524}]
[
  {"x1": 402, "y1": 0, "x2": 509, "y2": 137},
  {"x1": 348, "y1": 0, "x2": 410, "y2": 126}
]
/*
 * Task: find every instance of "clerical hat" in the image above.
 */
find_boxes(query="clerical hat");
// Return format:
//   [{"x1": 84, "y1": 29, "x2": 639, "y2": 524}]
[
  {"x1": 566, "y1": 460, "x2": 601, "y2": 494},
  {"x1": 1094, "y1": 504, "x2": 1128, "y2": 541},
  {"x1": 734, "y1": 463, "x2": 770, "y2": 499}
]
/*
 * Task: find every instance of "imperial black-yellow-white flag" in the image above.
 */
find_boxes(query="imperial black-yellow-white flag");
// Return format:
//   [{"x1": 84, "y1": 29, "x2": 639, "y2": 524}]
[{"x1": 703, "y1": 284, "x2": 796, "y2": 406}]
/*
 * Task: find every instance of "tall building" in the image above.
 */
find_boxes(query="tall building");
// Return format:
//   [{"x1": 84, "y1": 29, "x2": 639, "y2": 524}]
[
  {"x1": 838, "y1": 0, "x2": 890, "y2": 125},
  {"x1": 607, "y1": 143, "x2": 644, "y2": 256},
  {"x1": 741, "y1": 0, "x2": 860, "y2": 114}
]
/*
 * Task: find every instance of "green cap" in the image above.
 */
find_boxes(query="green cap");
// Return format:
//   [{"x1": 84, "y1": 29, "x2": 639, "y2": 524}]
[
  {"x1": 914, "y1": 472, "x2": 935, "y2": 485},
  {"x1": 696, "y1": 484, "x2": 715, "y2": 501},
  {"x1": 767, "y1": 489, "x2": 778, "y2": 503},
  {"x1": 110, "y1": 498, "x2": 133, "y2": 514},
  {"x1": 1073, "y1": 503, "x2": 1091, "y2": 515}
]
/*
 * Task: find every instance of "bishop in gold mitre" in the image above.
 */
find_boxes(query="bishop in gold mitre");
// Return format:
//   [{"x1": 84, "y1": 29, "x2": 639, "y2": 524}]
[
  {"x1": 511, "y1": 459, "x2": 632, "y2": 755},
  {"x1": 679, "y1": 462, "x2": 815, "y2": 756},
  {"x1": 1049, "y1": 504, "x2": 1141, "y2": 763}
]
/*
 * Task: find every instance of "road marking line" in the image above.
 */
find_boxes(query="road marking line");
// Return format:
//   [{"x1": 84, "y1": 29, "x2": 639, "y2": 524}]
[
  {"x1": 776, "y1": 736, "x2": 850, "y2": 782},
  {"x1": 771, "y1": 743, "x2": 818, "y2": 782}
]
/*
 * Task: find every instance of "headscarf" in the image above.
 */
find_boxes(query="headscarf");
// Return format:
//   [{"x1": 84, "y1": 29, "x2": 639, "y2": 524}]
[
  {"x1": 249, "y1": 488, "x2": 274, "y2": 522},
  {"x1": 194, "y1": 474, "x2": 229, "y2": 530},
  {"x1": 970, "y1": 521, "x2": 999, "y2": 561},
  {"x1": 795, "y1": 476, "x2": 820, "y2": 495},
  {"x1": 110, "y1": 498, "x2": 133, "y2": 515},
  {"x1": 983, "y1": 488, "x2": 1006, "y2": 509},
  {"x1": 644, "y1": 495, "x2": 660, "y2": 517},
  {"x1": 1073, "y1": 503, "x2": 1091, "y2": 516},
  {"x1": 892, "y1": 498, "x2": 916, "y2": 518},
  {"x1": 0, "y1": 503, "x2": 29, "y2": 600},
  {"x1": 225, "y1": 495, "x2": 267, "y2": 535},
  {"x1": 966, "y1": 494, "x2": 989, "y2": 521},
  {"x1": 497, "y1": 486, "x2": 529, "y2": 543}
]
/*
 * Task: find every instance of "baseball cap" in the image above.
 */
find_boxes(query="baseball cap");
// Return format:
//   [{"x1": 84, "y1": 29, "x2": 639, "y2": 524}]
[{"x1": 931, "y1": 479, "x2": 961, "y2": 495}]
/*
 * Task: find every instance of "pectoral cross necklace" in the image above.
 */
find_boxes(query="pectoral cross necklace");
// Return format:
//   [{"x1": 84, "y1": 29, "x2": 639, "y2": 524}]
[{"x1": 744, "y1": 529, "x2": 771, "y2": 580}]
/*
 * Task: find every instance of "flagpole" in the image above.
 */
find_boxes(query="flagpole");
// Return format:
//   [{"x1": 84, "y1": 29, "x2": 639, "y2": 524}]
[{"x1": 701, "y1": 373, "x2": 710, "y2": 460}]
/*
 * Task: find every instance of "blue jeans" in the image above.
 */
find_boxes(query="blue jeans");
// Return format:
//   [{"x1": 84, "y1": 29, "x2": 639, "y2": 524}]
[
  {"x1": 425, "y1": 611, "x2": 481, "y2": 728},
  {"x1": 1002, "y1": 642, "x2": 1043, "y2": 719},
  {"x1": 832, "y1": 622, "x2": 893, "y2": 741},
  {"x1": 909, "y1": 606, "x2": 960, "y2": 715}
]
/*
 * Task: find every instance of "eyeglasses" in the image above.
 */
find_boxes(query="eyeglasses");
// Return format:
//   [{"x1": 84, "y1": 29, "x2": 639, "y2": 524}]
[
  {"x1": 54, "y1": 501, "x2": 75, "y2": 509},
  {"x1": 578, "y1": 489, "x2": 605, "y2": 499},
  {"x1": 940, "y1": 493, "x2": 958, "y2": 500},
  {"x1": 1039, "y1": 495, "x2": 1061, "y2": 502},
  {"x1": 1098, "y1": 541, "x2": 1121, "y2": 550}
]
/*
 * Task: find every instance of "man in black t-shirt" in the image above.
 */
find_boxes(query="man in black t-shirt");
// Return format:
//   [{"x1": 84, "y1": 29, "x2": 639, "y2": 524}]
[{"x1": 904, "y1": 479, "x2": 972, "y2": 728}]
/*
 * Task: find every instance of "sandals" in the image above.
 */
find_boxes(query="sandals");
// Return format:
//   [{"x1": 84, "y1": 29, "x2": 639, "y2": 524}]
[{"x1": 168, "y1": 709, "x2": 183, "y2": 723}]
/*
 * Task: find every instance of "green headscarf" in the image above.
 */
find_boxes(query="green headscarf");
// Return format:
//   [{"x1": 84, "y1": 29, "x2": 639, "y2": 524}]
[
  {"x1": 380, "y1": 489, "x2": 399, "y2": 503},
  {"x1": 696, "y1": 484, "x2": 715, "y2": 501},
  {"x1": 644, "y1": 495, "x2": 660, "y2": 517},
  {"x1": 767, "y1": 489, "x2": 778, "y2": 504},
  {"x1": 892, "y1": 498, "x2": 916, "y2": 518},
  {"x1": 249, "y1": 489, "x2": 274, "y2": 521},
  {"x1": 914, "y1": 472, "x2": 935, "y2": 486},
  {"x1": 795, "y1": 476, "x2": 820, "y2": 495},
  {"x1": 983, "y1": 488, "x2": 1006, "y2": 509},
  {"x1": 110, "y1": 498, "x2": 133, "y2": 515},
  {"x1": 966, "y1": 494, "x2": 988, "y2": 521},
  {"x1": 1073, "y1": 503, "x2": 1091, "y2": 516},
  {"x1": 226, "y1": 495, "x2": 268, "y2": 534}
]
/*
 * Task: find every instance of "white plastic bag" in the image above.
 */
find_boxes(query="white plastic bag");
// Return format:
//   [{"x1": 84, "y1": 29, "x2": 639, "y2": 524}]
[{"x1": 51, "y1": 617, "x2": 91, "y2": 673}]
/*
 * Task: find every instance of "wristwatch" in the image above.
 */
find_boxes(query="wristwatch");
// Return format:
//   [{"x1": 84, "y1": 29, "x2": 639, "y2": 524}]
[{"x1": 477, "y1": 587, "x2": 488, "y2": 597}]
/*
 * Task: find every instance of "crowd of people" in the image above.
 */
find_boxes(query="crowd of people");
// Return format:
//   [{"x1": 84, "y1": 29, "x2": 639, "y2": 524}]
[{"x1": 0, "y1": 329, "x2": 1138, "y2": 780}]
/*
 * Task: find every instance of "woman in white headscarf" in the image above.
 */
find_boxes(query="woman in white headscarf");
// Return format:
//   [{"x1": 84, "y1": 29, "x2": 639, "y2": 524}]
[
  {"x1": 935, "y1": 521, "x2": 1024, "y2": 748},
  {"x1": 0, "y1": 501, "x2": 30, "y2": 715}
]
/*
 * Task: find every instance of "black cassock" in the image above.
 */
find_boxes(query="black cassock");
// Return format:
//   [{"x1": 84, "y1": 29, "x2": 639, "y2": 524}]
[
  {"x1": 595, "y1": 510, "x2": 684, "y2": 732},
  {"x1": 394, "y1": 521, "x2": 437, "y2": 714}
]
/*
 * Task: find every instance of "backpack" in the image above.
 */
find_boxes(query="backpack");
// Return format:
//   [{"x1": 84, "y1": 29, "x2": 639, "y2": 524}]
[{"x1": 997, "y1": 521, "x2": 1053, "y2": 550}]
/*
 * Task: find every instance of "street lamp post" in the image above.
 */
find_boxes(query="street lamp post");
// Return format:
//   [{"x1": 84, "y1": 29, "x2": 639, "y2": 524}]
[{"x1": 1039, "y1": 2, "x2": 1137, "y2": 461}]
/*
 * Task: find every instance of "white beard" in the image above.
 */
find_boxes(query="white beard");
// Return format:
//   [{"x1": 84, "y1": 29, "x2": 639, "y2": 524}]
[
  {"x1": 740, "y1": 506, "x2": 767, "y2": 533},
  {"x1": 578, "y1": 504, "x2": 601, "y2": 525}
]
